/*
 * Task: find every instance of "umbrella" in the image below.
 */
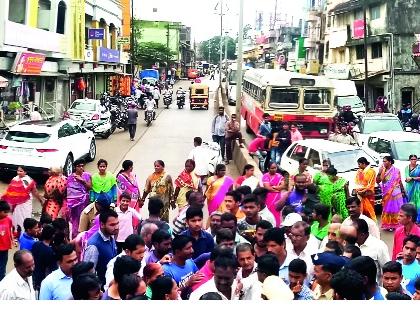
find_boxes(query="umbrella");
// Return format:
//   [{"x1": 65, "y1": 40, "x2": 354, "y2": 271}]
[{"x1": 0, "y1": 75, "x2": 8, "y2": 88}]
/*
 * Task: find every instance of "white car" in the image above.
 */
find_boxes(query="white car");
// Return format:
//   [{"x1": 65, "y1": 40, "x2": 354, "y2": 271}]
[
  {"x1": 66, "y1": 99, "x2": 110, "y2": 128},
  {"x1": 280, "y1": 139, "x2": 378, "y2": 193},
  {"x1": 352, "y1": 113, "x2": 405, "y2": 146},
  {"x1": 0, "y1": 120, "x2": 96, "y2": 177},
  {"x1": 363, "y1": 131, "x2": 420, "y2": 180}
]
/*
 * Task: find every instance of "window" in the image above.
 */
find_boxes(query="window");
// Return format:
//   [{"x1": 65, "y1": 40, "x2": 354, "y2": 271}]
[
  {"x1": 367, "y1": 137, "x2": 379, "y2": 150},
  {"x1": 5, "y1": 131, "x2": 50, "y2": 143},
  {"x1": 307, "y1": 149, "x2": 321, "y2": 167},
  {"x1": 8, "y1": 0, "x2": 26, "y2": 24},
  {"x1": 269, "y1": 88, "x2": 299, "y2": 109},
  {"x1": 355, "y1": 45, "x2": 364, "y2": 60},
  {"x1": 291, "y1": 145, "x2": 308, "y2": 160},
  {"x1": 37, "y1": 0, "x2": 51, "y2": 31},
  {"x1": 354, "y1": 10, "x2": 364, "y2": 20},
  {"x1": 370, "y1": 5, "x2": 381, "y2": 20},
  {"x1": 325, "y1": 41, "x2": 329, "y2": 60},
  {"x1": 56, "y1": 1, "x2": 66, "y2": 34},
  {"x1": 303, "y1": 89, "x2": 331, "y2": 110},
  {"x1": 58, "y1": 124, "x2": 77, "y2": 138},
  {"x1": 371, "y1": 42, "x2": 382, "y2": 59},
  {"x1": 375, "y1": 139, "x2": 392, "y2": 155},
  {"x1": 286, "y1": 143, "x2": 298, "y2": 158}
]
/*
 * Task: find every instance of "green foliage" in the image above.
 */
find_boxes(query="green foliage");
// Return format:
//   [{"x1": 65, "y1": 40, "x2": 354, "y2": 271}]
[
  {"x1": 198, "y1": 36, "x2": 236, "y2": 64},
  {"x1": 132, "y1": 41, "x2": 176, "y2": 69}
]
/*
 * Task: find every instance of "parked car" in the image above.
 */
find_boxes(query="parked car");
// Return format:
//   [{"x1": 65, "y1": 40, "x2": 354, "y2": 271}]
[
  {"x1": 363, "y1": 131, "x2": 420, "y2": 180},
  {"x1": 280, "y1": 139, "x2": 379, "y2": 201},
  {"x1": 66, "y1": 98, "x2": 110, "y2": 129},
  {"x1": 352, "y1": 113, "x2": 405, "y2": 146},
  {"x1": 0, "y1": 120, "x2": 96, "y2": 177}
]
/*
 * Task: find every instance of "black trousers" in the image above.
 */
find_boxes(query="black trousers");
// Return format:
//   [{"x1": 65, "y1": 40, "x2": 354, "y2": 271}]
[
  {"x1": 128, "y1": 124, "x2": 136, "y2": 139},
  {"x1": 225, "y1": 132, "x2": 243, "y2": 161}
]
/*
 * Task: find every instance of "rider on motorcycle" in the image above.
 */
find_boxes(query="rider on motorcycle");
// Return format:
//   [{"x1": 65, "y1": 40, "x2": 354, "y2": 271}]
[
  {"x1": 338, "y1": 105, "x2": 358, "y2": 124},
  {"x1": 144, "y1": 95, "x2": 156, "y2": 121}
]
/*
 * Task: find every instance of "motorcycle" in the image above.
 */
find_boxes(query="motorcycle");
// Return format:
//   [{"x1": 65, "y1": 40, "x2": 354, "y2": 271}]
[
  {"x1": 202, "y1": 141, "x2": 223, "y2": 175},
  {"x1": 163, "y1": 94, "x2": 172, "y2": 109},
  {"x1": 177, "y1": 92, "x2": 185, "y2": 109},
  {"x1": 145, "y1": 110, "x2": 154, "y2": 127}
]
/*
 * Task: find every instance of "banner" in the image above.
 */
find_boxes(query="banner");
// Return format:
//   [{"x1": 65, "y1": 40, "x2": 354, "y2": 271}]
[
  {"x1": 12, "y1": 52, "x2": 46, "y2": 75},
  {"x1": 353, "y1": 20, "x2": 365, "y2": 39},
  {"x1": 88, "y1": 28, "x2": 105, "y2": 40},
  {"x1": 99, "y1": 47, "x2": 120, "y2": 63}
]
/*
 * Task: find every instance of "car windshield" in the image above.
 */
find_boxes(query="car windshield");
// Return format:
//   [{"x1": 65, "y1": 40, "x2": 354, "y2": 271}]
[
  {"x1": 325, "y1": 149, "x2": 376, "y2": 173},
  {"x1": 362, "y1": 118, "x2": 403, "y2": 134},
  {"x1": 5, "y1": 131, "x2": 50, "y2": 143},
  {"x1": 394, "y1": 141, "x2": 420, "y2": 160},
  {"x1": 70, "y1": 101, "x2": 97, "y2": 111},
  {"x1": 337, "y1": 96, "x2": 364, "y2": 108}
]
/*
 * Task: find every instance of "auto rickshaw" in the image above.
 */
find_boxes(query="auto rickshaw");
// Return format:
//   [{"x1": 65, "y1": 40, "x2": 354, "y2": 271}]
[{"x1": 189, "y1": 83, "x2": 209, "y2": 110}]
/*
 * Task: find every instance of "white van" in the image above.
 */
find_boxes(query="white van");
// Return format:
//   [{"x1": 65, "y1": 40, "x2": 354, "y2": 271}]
[{"x1": 330, "y1": 79, "x2": 365, "y2": 116}]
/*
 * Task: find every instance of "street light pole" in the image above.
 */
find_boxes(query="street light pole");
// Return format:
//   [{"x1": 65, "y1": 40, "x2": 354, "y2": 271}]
[
  {"x1": 363, "y1": 0, "x2": 369, "y2": 109},
  {"x1": 235, "y1": 0, "x2": 244, "y2": 126},
  {"x1": 225, "y1": 31, "x2": 228, "y2": 72},
  {"x1": 219, "y1": 0, "x2": 224, "y2": 88},
  {"x1": 130, "y1": 0, "x2": 135, "y2": 78}
]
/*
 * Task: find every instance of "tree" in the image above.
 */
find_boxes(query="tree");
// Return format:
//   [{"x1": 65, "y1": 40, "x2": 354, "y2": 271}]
[
  {"x1": 132, "y1": 41, "x2": 176, "y2": 73},
  {"x1": 198, "y1": 36, "x2": 236, "y2": 64}
]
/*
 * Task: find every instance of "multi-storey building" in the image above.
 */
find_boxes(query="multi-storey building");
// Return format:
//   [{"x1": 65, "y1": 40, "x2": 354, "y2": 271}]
[
  {"x1": 324, "y1": 0, "x2": 420, "y2": 112},
  {"x1": 0, "y1": 0, "x2": 128, "y2": 121}
]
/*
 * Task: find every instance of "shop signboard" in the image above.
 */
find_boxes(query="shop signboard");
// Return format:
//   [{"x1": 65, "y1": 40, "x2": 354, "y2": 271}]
[
  {"x1": 88, "y1": 28, "x2": 105, "y2": 40},
  {"x1": 117, "y1": 37, "x2": 130, "y2": 45},
  {"x1": 99, "y1": 47, "x2": 120, "y2": 63},
  {"x1": 12, "y1": 52, "x2": 46, "y2": 75}
]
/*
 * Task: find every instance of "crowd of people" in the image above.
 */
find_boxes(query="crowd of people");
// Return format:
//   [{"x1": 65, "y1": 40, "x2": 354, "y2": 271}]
[{"x1": 0, "y1": 104, "x2": 419, "y2": 300}]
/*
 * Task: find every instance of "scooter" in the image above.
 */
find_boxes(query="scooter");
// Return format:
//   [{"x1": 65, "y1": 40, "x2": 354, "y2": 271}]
[
  {"x1": 163, "y1": 94, "x2": 172, "y2": 109},
  {"x1": 86, "y1": 117, "x2": 113, "y2": 139},
  {"x1": 177, "y1": 93, "x2": 185, "y2": 109},
  {"x1": 145, "y1": 109, "x2": 154, "y2": 127}
]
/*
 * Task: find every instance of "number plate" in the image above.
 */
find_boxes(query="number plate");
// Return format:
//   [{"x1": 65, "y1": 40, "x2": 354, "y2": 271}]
[
  {"x1": 273, "y1": 114, "x2": 283, "y2": 121},
  {"x1": 11, "y1": 147, "x2": 32, "y2": 155}
]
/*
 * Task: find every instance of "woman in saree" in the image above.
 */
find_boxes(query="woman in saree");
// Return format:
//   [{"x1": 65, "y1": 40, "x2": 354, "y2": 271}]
[
  {"x1": 116, "y1": 160, "x2": 141, "y2": 227},
  {"x1": 377, "y1": 156, "x2": 406, "y2": 231},
  {"x1": 43, "y1": 167, "x2": 67, "y2": 221},
  {"x1": 234, "y1": 164, "x2": 259, "y2": 191},
  {"x1": 313, "y1": 159, "x2": 332, "y2": 207},
  {"x1": 354, "y1": 157, "x2": 377, "y2": 221},
  {"x1": 261, "y1": 161, "x2": 286, "y2": 226},
  {"x1": 325, "y1": 166, "x2": 349, "y2": 219},
  {"x1": 172, "y1": 159, "x2": 202, "y2": 210},
  {"x1": 1, "y1": 166, "x2": 44, "y2": 232},
  {"x1": 67, "y1": 159, "x2": 92, "y2": 238},
  {"x1": 205, "y1": 163, "x2": 234, "y2": 215},
  {"x1": 405, "y1": 154, "x2": 420, "y2": 222},
  {"x1": 90, "y1": 159, "x2": 117, "y2": 204},
  {"x1": 140, "y1": 160, "x2": 173, "y2": 222}
]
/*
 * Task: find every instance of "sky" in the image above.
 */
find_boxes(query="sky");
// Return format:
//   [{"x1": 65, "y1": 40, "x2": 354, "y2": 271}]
[{"x1": 134, "y1": 0, "x2": 306, "y2": 42}]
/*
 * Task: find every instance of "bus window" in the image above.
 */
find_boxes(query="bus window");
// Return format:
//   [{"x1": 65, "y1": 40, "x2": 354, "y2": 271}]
[
  {"x1": 269, "y1": 88, "x2": 299, "y2": 109},
  {"x1": 303, "y1": 89, "x2": 331, "y2": 110}
]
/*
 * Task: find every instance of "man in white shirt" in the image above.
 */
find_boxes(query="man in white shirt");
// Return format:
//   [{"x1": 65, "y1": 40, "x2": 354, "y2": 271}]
[
  {"x1": 188, "y1": 137, "x2": 210, "y2": 185},
  {"x1": 253, "y1": 187, "x2": 277, "y2": 227},
  {"x1": 30, "y1": 106, "x2": 42, "y2": 121},
  {"x1": 342, "y1": 197, "x2": 380, "y2": 239},
  {"x1": 152, "y1": 87, "x2": 160, "y2": 108},
  {"x1": 236, "y1": 243, "x2": 260, "y2": 300},
  {"x1": 211, "y1": 106, "x2": 229, "y2": 160},
  {"x1": 104, "y1": 234, "x2": 146, "y2": 290},
  {"x1": 0, "y1": 250, "x2": 36, "y2": 300},
  {"x1": 115, "y1": 193, "x2": 142, "y2": 253},
  {"x1": 354, "y1": 218, "x2": 390, "y2": 283},
  {"x1": 189, "y1": 253, "x2": 240, "y2": 300},
  {"x1": 144, "y1": 95, "x2": 156, "y2": 120}
]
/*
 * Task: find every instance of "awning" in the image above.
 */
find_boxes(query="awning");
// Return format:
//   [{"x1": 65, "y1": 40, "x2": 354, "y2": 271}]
[
  {"x1": 329, "y1": 0, "x2": 382, "y2": 15},
  {"x1": 346, "y1": 35, "x2": 387, "y2": 47},
  {"x1": 350, "y1": 69, "x2": 389, "y2": 80},
  {"x1": 10, "y1": 71, "x2": 68, "y2": 77},
  {"x1": 0, "y1": 75, "x2": 8, "y2": 88}
]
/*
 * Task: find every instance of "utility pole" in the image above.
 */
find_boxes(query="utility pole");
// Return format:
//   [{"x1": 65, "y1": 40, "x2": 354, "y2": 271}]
[
  {"x1": 219, "y1": 0, "x2": 224, "y2": 88},
  {"x1": 363, "y1": 0, "x2": 369, "y2": 109},
  {"x1": 130, "y1": 0, "x2": 135, "y2": 77},
  {"x1": 167, "y1": 23, "x2": 170, "y2": 80},
  {"x1": 224, "y1": 31, "x2": 229, "y2": 71},
  {"x1": 236, "y1": 0, "x2": 244, "y2": 126}
]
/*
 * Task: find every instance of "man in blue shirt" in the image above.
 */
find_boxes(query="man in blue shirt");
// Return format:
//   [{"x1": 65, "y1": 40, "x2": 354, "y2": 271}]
[
  {"x1": 163, "y1": 235, "x2": 204, "y2": 299},
  {"x1": 181, "y1": 208, "x2": 214, "y2": 262},
  {"x1": 258, "y1": 113, "x2": 272, "y2": 138},
  {"x1": 288, "y1": 258, "x2": 314, "y2": 300},
  {"x1": 19, "y1": 218, "x2": 40, "y2": 251},
  {"x1": 399, "y1": 235, "x2": 420, "y2": 295},
  {"x1": 39, "y1": 244, "x2": 78, "y2": 300}
]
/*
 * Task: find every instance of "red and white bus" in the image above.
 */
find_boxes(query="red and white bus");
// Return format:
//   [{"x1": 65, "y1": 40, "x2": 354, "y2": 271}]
[{"x1": 241, "y1": 69, "x2": 335, "y2": 138}]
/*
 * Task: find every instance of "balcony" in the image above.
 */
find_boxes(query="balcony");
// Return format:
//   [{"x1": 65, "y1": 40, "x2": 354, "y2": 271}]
[
  {"x1": 307, "y1": 0, "x2": 325, "y2": 15},
  {"x1": 2, "y1": 20, "x2": 68, "y2": 56}
]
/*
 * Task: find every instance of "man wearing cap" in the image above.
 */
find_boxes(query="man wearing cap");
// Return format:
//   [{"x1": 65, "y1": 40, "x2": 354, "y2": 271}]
[
  {"x1": 341, "y1": 197, "x2": 380, "y2": 239},
  {"x1": 78, "y1": 192, "x2": 112, "y2": 233},
  {"x1": 311, "y1": 252, "x2": 346, "y2": 300}
]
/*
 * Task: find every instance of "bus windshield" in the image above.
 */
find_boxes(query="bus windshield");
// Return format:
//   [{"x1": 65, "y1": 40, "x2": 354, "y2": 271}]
[
  {"x1": 269, "y1": 88, "x2": 299, "y2": 109},
  {"x1": 303, "y1": 89, "x2": 332, "y2": 110}
]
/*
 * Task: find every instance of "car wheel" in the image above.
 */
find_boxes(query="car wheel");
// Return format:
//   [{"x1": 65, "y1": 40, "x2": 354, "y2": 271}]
[
  {"x1": 102, "y1": 130, "x2": 111, "y2": 139},
  {"x1": 87, "y1": 140, "x2": 96, "y2": 161},
  {"x1": 63, "y1": 154, "x2": 74, "y2": 177}
]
